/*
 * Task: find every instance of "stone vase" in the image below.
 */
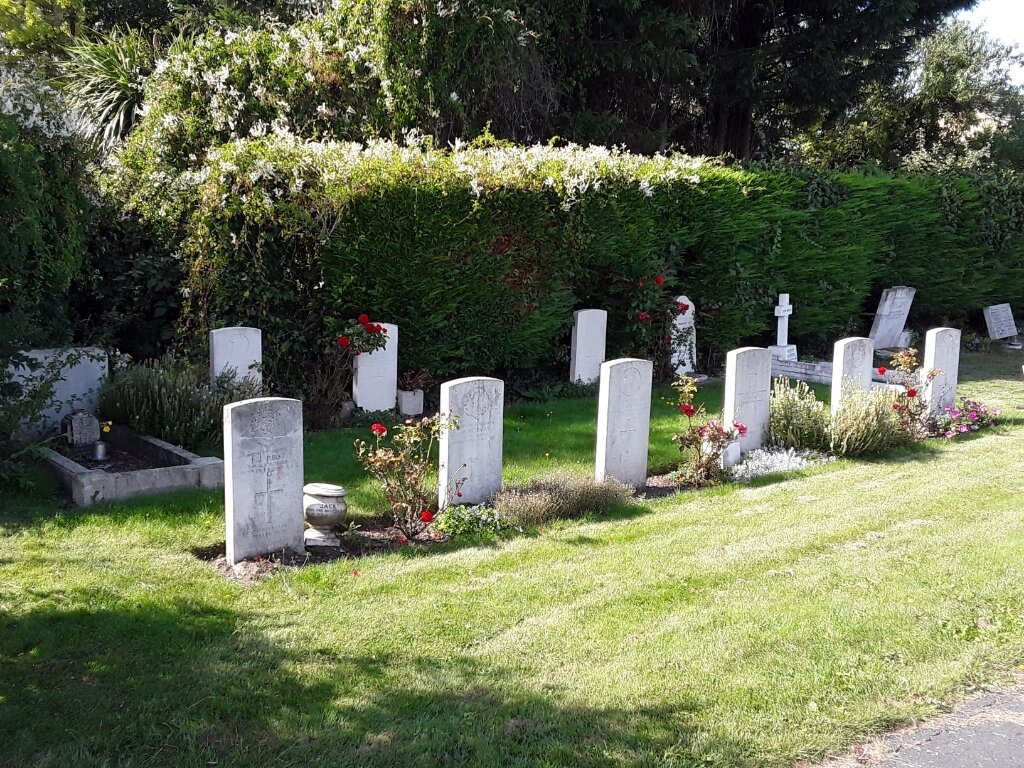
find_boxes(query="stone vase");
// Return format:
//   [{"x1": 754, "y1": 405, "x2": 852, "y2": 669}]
[
  {"x1": 303, "y1": 482, "x2": 347, "y2": 546},
  {"x1": 397, "y1": 388, "x2": 424, "y2": 417}
]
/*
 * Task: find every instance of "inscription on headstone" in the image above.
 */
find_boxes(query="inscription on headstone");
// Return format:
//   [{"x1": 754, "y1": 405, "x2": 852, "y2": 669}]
[
  {"x1": 722, "y1": 347, "x2": 771, "y2": 453},
  {"x1": 868, "y1": 286, "x2": 915, "y2": 349},
  {"x1": 983, "y1": 304, "x2": 1018, "y2": 340},
  {"x1": 224, "y1": 397, "x2": 304, "y2": 565},
  {"x1": 831, "y1": 337, "x2": 874, "y2": 416},
  {"x1": 595, "y1": 358, "x2": 653, "y2": 487},
  {"x1": 438, "y1": 377, "x2": 504, "y2": 508},
  {"x1": 210, "y1": 327, "x2": 262, "y2": 386},
  {"x1": 922, "y1": 327, "x2": 961, "y2": 416}
]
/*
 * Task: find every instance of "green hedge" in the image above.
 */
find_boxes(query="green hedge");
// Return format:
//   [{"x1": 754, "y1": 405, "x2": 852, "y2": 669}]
[{"x1": 104, "y1": 137, "x2": 1024, "y2": 391}]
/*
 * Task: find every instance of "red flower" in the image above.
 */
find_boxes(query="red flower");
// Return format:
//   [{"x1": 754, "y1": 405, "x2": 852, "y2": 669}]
[
  {"x1": 353, "y1": 569, "x2": 360, "y2": 577},
  {"x1": 733, "y1": 421, "x2": 748, "y2": 437},
  {"x1": 637, "y1": 311, "x2": 651, "y2": 322},
  {"x1": 420, "y1": 510, "x2": 434, "y2": 523},
  {"x1": 358, "y1": 313, "x2": 370, "y2": 324},
  {"x1": 362, "y1": 323, "x2": 373, "y2": 333},
  {"x1": 456, "y1": 491, "x2": 463, "y2": 498},
  {"x1": 677, "y1": 302, "x2": 689, "y2": 314},
  {"x1": 655, "y1": 275, "x2": 665, "y2": 285},
  {"x1": 892, "y1": 402, "x2": 902, "y2": 410},
  {"x1": 370, "y1": 422, "x2": 387, "y2": 437},
  {"x1": 680, "y1": 403, "x2": 695, "y2": 417},
  {"x1": 877, "y1": 366, "x2": 887, "y2": 375},
  {"x1": 664, "y1": 335, "x2": 672, "y2": 344},
  {"x1": 338, "y1": 335, "x2": 351, "y2": 348},
  {"x1": 907, "y1": 388, "x2": 918, "y2": 398}
]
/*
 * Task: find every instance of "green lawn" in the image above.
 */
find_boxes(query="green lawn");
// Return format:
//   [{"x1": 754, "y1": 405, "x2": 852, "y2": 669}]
[{"x1": 1, "y1": 353, "x2": 1023, "y2": 767}]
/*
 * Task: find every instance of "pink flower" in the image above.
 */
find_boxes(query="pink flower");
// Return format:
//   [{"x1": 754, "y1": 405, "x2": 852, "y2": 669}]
[
  {"x1": 945, "y1": 430, "x2": 956, "y2": 439},
  {"x1": 733, "y1": 421, "x2": 748, "y2": 437}
]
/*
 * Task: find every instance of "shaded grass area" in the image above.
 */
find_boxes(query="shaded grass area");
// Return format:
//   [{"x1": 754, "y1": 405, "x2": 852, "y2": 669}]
[{"x1": 1, "y1": 352, "x2": 1022, "y2": 767}]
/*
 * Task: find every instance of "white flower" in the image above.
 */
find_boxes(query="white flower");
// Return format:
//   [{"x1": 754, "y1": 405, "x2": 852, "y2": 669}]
[
  {"x1": 639, "y1": 179, "x2": 654, "y2": 197},
  {"x1": 469, "y1": 178, "x2": 482, "y2": 197}
]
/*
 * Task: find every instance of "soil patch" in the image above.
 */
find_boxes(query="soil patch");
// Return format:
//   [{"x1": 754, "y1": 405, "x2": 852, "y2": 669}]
[{"x1": 52, "y1": 441, "x2": 169, "y2": 473}]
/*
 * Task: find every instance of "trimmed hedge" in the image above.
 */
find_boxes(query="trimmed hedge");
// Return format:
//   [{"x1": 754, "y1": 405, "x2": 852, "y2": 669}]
[{"x1": 103, "y1": 137, "x2": 1024, "y2": 391}]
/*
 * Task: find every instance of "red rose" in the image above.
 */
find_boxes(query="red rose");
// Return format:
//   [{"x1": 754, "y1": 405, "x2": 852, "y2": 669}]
[
  {"x1": 655, "y1": 275, "x2": 665, "y2": 285},
  {"x1": 733, "y1": 421, "x2": 748, "y2": 437},
  {"x1": 456, "y1": 491, "x2": 463, "y2": 498},
  {"x1": 680, "y1": 404, "x2": 695, "y2": 417},
  {"x1": 338, "y1": 336, "x2": 351, "y2": 348},
  {"x1": 677, "y1": 302, "x2": 689, "y2": 314},
  {"x1": 362, "y1": 323, "x2": 373, "y2": 333},
  {"x1": 420, "y1": 510, "x2": 434, "y2": 523},
  {"x1": 370, "y1": 422, "x2": 387, "y2": 437},
  {"x1": 892, "y1": 402, "x2": 901, "y2": 410},
  {"x1": 358, "y1": 313, "x2": 370, "y2": 324},
  {"x1": 637, "y1": 311, "x2": 651, "y2": 322},
  {"x1": 907, "y1": 388, "x2": 918, "y2": 398},
  {"x1": 664, "y1": 335, "x2": 672, "y2": 344},
  {"x1": 877, "y1": 366, "x2": 887, "y2": 375}
]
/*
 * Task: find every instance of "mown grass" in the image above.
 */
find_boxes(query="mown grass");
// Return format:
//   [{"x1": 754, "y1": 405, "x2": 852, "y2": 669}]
[{"x1": 1, "y1": 352, "x2": 1022, "y2": 767}]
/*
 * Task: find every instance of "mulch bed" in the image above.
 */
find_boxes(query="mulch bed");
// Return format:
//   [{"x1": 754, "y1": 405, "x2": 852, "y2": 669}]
[{"x1": 194, "y1": 526, "x2": 445, "y2": 585}]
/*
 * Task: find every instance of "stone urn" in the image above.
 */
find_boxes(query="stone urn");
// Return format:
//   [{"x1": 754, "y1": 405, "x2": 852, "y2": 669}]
[
  {"x1": 303, "y1": 482, "x2": 348, "y2": 546},
  {"x1": 397, "y1": 389, "x2": 424, "y2": 417}
]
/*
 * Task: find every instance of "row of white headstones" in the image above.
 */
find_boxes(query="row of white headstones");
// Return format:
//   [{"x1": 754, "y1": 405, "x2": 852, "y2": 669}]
[{"x1": 219, "y1": 320, "x2": 962, "y2": 565}]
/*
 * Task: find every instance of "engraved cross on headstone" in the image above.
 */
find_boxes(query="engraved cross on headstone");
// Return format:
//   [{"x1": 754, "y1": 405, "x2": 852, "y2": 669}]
[{"x1": 254, "y1": 470, "x2": 284, "y2": 527}]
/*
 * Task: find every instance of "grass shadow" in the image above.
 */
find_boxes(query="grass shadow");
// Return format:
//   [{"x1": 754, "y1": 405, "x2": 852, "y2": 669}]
[{"x1": 1, "y1": 601, "x2": 758, "y2": 768}]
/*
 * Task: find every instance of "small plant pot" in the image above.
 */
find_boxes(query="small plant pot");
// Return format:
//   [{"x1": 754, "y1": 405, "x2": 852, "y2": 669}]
[
  {"x1": 397, "y1": 388, "x2": 424, "y2": 417},
  {"x1": 303, "y1": 482, "x2": 347, "y2": 546}
]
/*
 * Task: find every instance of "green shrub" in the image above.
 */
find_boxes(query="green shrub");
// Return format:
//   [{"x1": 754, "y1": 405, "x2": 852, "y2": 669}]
[
  {"x1": 99, "y1": 355, "x2": 260, "y2": 449},
  {"x1": 829, "y1": 387, "x2": 912, "y2": 457},
  {"x1": 768, "y1": 378, "x2": 830, "y2": 452}
]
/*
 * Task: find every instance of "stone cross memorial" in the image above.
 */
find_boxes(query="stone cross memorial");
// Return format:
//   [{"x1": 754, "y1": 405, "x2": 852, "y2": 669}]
[
  {"x1": 922, "y1": 327, "x2": 961, "y2": 416},
  {"x1": 210, "y1": 327, "x2": 262, "y2": 386},
  {"x1": 224, "y1": 397, "x2": 304, "y2": 566},
  {"x1": 595, "y1": 358, "x2": 653, "y2": 487},
  {"x1": 983, "y1": 303, "x2": 1018, "y2": 341},
  {"x1": 723, "y1": 347, "x2": 772, "y2": 454},
  {"x1": 353, "y1": 323, "x2": 398, "y2": 412},
  {"x1": 438, "y1": 377, "x2": 504, "y2": 508},
  {"x1": 831, "y1": 337, "x2": 874, "y2": 416},
  {"x1": 569, "y1": 309, "x2": 607, "y2": 384},
  {"x1": 868, "y1": 286, "x2": 915, "y2": 349},
  {"x1": 671, "y1": 296, "x2": 697, "y2": 375},
  {"x1": 767, "y1": 293, "x2": 797, "y2": 361}
]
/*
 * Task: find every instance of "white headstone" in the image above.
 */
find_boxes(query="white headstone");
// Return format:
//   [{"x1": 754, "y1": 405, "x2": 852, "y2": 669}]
[
  {"x1": 210, "y1": 327, "x2": 262, "y2": 385},
  {"x1": 7, "y1": 347, "x2": 108, "y2": 438},
  {"x1": 868, "y1": 286, "x2": 915, "y2": 349},
  {"x1": 224, "y1": 397, "x2": 305, "y2": 565},
  {"x1": 569, "y1": 309, "x2": 607, "y2": 384},
  {"x1": 595, "y1": 358, "x2": 653, "y2": 487},
  {"x1": 983, "y1": 303, "x2": 1018, "y2": 340},
  {"x1": 353, "y1": 323, "x2": 398, "y2": 411},
  {"x1": 438, "y1": 377, "x2": 503, "y2": 508},
  {"x1": 922, "y1": 327, "x2": 961, "y2": 416},
  {"x1": 671, "y1": 296, "x2": 697, "y2": 374},
  {"x1": 722, "y1": 347, "x2": 771, "y2": 453},
  {"x1": 767, "y1": 293, "x2": 797, "y2": 361},
  {"x1": 831, "y1": 337, "x2": 874, "y2": 415}
]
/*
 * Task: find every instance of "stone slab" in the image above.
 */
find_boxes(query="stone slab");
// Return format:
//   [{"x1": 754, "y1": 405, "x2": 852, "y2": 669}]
[
  {"x1": 983, "y1": 303, "x2": 1018, "y2": 340},
  {"x1": 922, "y1": 327, "x2": 961, "y2": 416},
  {"x1": 224, "y1": 397, "x2": 304, "y2": 565},
  {"x1": 831, "y1": 337, "x2": 874, "y2": 415},
  {"x1": 671, "y1": 296, "x2": 697, "y2": 375},
  {"x1": 722, "y1": 347, "x2": 771, "y2": 453},
  {"x1": 210, "y1": 327, "x2": 262, "y2": 385},
  {"x1": 595, "y1": 358, "x2": 653, "y2": 487},
  {"x1": 7, "y1": 347, "x2": 108, "y2": 438},
  {"x1": 869, "y1": 286, "x2": 915, "y2": 349},
  {"x1": 569, "y1": 309, "x2": 607, "y2": 385},
  {"x1": 353, "y1": 323, "x2": 398, "y2": 412},
  {"x1": 438, "y1": 377, "x2": 503, "y2": 508}
]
